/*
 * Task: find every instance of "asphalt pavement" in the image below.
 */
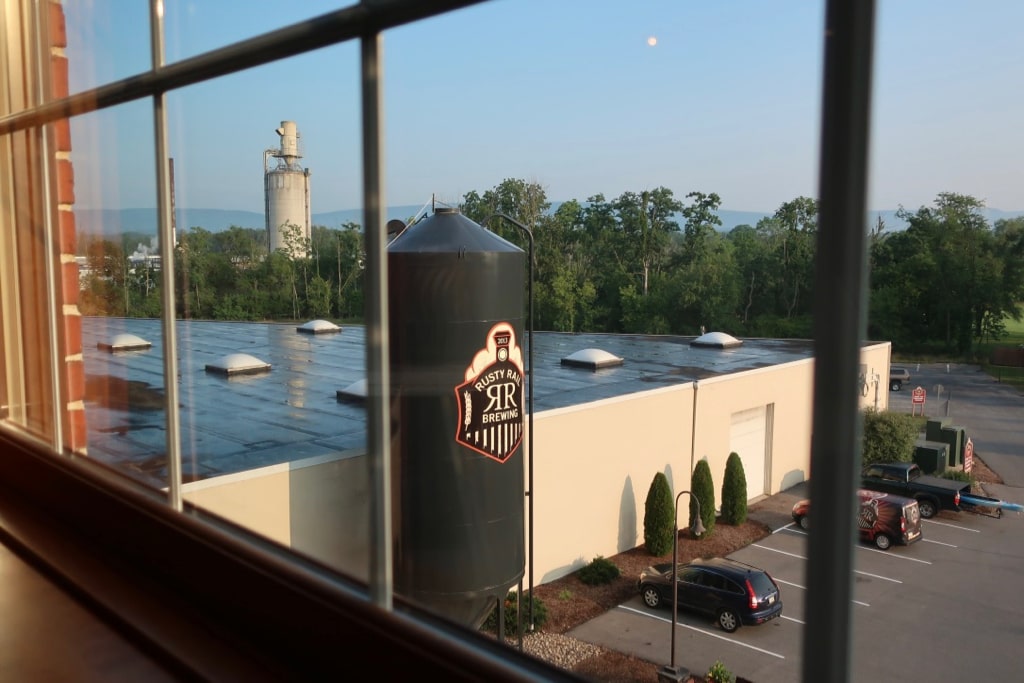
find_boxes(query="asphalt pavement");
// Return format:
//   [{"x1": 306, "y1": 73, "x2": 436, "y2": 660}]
[
  {"x1": 567, "y1": 362, "x2": 1024, "y2": 681},
  {"x1": 886, "y1": 362, "x2": 1024, "y2": 487}
]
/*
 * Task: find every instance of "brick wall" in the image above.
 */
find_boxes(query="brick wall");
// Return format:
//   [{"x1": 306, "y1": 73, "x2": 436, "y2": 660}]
[{"x1": 49, "y1": 0, "x2": 88, "y2": 453}]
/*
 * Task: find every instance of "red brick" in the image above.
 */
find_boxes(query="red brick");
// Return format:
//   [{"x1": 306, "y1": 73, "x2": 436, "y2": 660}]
[
  {"x1": 61, "y1": 261, "x2": 79, "y2": 306},
  {"x1": 49, "y1": 2, "x2": 67, "y2": 49},
  {"x1": 65, "y1": 358, "x2": 85, "y2": 402},
  {"x1": 50, "y1": 55, "x2": 69, "y2": 100},
  {"x1": 53, "y1": 118, "x2": 72, "y2": 152},
  {"x1": 63, "y1": 312, "x2": 82, "y2": 357},
  {"x1": 59, "y1": 209, "x2": 76, "y2": 253},
  {"x1": 56, "y1": 158, "x2": 75, "y2": 204}
]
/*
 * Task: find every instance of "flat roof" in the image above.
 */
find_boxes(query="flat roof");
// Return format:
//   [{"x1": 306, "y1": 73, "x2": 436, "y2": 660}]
[{"x1": 80, "y1": 317, "x2": 816, "y2": 485}]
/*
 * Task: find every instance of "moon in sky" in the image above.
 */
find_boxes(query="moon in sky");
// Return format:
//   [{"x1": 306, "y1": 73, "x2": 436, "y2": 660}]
[{"x1": 647, "y1": 36, "x2": 657, "y2": 47}]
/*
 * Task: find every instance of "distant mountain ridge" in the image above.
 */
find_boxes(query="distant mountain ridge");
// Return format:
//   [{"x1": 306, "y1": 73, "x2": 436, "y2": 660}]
[{"x1": 74, "y1": 205, "x2": 1024, "y2": 238}]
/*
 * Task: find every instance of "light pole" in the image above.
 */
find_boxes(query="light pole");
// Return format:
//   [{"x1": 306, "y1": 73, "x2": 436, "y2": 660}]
[{"x1": 659, "y1": 490, "x2": 706, "y2": 683}]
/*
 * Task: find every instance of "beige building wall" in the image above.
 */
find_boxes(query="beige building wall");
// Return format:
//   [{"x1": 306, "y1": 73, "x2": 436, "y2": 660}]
[
  {"x1": 183, "y1": 452, "x2": 370, "y2": 581},
  {"x1": 182, "y1": 341, "x2": 893, "y2": 586},
  {"x1": 528, "y1": 385, "x2": 695, "y2": 584}
]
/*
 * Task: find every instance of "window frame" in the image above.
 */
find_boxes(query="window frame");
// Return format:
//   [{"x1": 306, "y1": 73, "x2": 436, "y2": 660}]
[{"x1": 0, "y1": 0, "x2": 880, "y2": 680}]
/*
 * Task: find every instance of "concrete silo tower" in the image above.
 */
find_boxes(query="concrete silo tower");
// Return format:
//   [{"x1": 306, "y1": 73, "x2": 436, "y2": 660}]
[{"x1": 264, "y1": 121, "x2": 311, "y2": 257}]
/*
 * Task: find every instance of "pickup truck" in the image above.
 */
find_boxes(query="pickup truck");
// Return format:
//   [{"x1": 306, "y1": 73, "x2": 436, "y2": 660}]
[{"x1": 861, "y1": 462, "x2": 968, "y2": 518}]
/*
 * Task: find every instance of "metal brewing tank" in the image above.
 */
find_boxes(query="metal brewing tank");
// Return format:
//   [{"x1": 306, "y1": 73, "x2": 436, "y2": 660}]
[
  {"x1": 264, "y1": 120, "x2": 311, "y2": 256},
  {"x1": 388, "y1": 207, "x2": 526, "y2": 629}
]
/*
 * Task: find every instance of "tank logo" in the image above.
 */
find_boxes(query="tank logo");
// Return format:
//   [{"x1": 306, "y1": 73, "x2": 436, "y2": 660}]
[{"x1": 454, "y1": 322, "x2": 524, "y2": 463}]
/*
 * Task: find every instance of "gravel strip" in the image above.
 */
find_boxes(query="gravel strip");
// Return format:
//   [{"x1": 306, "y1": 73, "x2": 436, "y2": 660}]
[{"x1": 506, "y1": 631, "x2": 605, "y2": 670}]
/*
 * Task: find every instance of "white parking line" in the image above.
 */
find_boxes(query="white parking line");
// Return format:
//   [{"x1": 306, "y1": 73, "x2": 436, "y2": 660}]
[
  {"x1": 860, "y1": 546, "x2": 932, "y2": 564},
  {"x1": 924, "y1": 518, "x2": 980, "y2": 532},
  {"x1": 750, "y1": 544, "x2": 903, "y2": 583},
  {"x1": 773, "y1": 578, "x2": 869, "y2": 607},
  {"x1": 852, "y1": 568, "x2": 902, "y2": 584},
  {"x1": 780, "y1": 527, "x2": 935, "y2": 563},
  {"x1": 922, "y1": 538, "x2": 958, "y2": 548},
  {"x1": 782, "y1": 615, "x2": 805, "y2": 625},
  {"x1": 750, "y1": 543, "x2": 805, "y2": 560},
  {"x1": 619, "y1": 605, "x2": 786, "y2": 659}
]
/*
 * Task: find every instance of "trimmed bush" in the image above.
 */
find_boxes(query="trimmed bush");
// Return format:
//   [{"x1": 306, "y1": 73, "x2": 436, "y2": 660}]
[
  {"x1": 481, "y1": 590, "x2": 548, "y2": 634},
  {"x1": 861, "y1": 408, "x2": 920, "y2": 466},
  {"x1": 690, "y1": 459, "x2": 716, "y2": 539},
  {"x1": 706, "y1": 660, "x2": 736, "y2": 683},
  {"x1": 721, "y1": 452, "x2": 748, "y2": 525},
  {"x1": 577, "y1": 556, "x2": 621, "y2": 586},
  {"x1": 644, "y1": 472, "x2": 675, "y2": 556}
]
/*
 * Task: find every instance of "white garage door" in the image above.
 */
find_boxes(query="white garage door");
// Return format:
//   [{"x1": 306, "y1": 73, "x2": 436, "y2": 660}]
[{"x1": 729, "y1": 405, "x2": 768, "y2": 500}]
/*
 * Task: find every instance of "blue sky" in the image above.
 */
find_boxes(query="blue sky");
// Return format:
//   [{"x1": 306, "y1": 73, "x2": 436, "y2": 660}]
[{"x1": 63, "y1": 1, "x2": 1024, "y2": 216}]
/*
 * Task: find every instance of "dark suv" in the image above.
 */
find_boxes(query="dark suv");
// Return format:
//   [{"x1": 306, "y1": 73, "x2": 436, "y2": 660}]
[{"x1": 637, "y1": 557, "x2": 782, "y2": 633}]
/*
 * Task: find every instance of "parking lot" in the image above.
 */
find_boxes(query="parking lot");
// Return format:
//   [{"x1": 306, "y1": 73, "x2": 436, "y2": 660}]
[
  {"x1": 571, "y1": 504, "x2": 1023, "y2": 681},
  {"x1": 567, "y1": 361, "x2": 1024, "y2": 681}
]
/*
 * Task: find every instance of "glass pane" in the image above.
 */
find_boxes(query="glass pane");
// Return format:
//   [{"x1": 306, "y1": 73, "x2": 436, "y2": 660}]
[
  {"x1": 63, "y1": 0, "x2": 152, "y2": 96},
  {"x1": 158, "y1": 47, "x2": 367, "y2": 574},
  {"x1": 162, "y1": 1, "x2": 358, "y2": 63},
  {"x1": 384, "y1": 2, "x2": 824, "y2": 213},
  {"x1": 71, "y1": 101, "x2": 168, "y2": 490}
]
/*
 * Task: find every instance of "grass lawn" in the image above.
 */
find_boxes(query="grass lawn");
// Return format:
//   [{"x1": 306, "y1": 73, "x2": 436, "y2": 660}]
[{"x1": 977, "y1": 310, "x2": 1024, "y2": 391}]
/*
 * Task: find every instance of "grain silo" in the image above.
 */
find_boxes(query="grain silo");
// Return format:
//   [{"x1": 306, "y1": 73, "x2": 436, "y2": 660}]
[{"x1": 264, "y1": 121, "x2": 311, "y2": 257}]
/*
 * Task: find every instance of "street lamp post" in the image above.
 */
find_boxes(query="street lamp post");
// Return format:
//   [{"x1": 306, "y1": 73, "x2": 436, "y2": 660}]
[{"x1": 659, "y1": 490, "x2": 706, "y2": 683}]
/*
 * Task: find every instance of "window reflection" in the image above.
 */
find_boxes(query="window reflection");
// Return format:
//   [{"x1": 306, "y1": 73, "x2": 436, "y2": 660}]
[{"x1": 63, "y1": 0, "x2": 152, "y2": 96}]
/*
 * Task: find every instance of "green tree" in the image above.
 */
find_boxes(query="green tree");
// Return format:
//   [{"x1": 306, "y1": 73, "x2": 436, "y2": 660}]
[
  {"x1": 175, "y1": 226, "x2": 216, "y2": 319},
  {"x1": 767, "y1": 196, "x2": 818, "y2": 319},
  {"x1": 643, "y1": 472, "x2": 675, "y2": 556},
  {"x1": 306, "y1": 274, "x2": 333, "y2": 318},
  {"x1": 679, "y1": 191, "x2": 723, "y2": 262},
  {"x1": 663, "y1": 232, "x2": 740, "y2": 334},
  {"x1": 610, "y1": 188, "x2": 682, "y2": 298},
  {"x1": 332, "y1": 221, "x2": 365, "y2": 320},
  {"x1": 460, "y1": 177, "x2": 550, "y2": 235},
  {"x1": 690, "y1": 460, "x2": 716, "y2": 539},
  {"x1": 727, "y1": 224, "x2": 776, "y2": 328},
  {"x1": 720, "y1": 452, "x2": 748, "y2": 525},
  {"x1": 81, "y1": 238, "x2": 129, "y2": 316},
  {"x1": 878, "y1": 193, "x2": 1010, "y2": 355}
]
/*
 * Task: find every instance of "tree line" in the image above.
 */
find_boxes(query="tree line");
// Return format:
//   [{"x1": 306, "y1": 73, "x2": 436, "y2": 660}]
[{"x1": 78, "y1": 180, "x2": 1024, "y2": 356}]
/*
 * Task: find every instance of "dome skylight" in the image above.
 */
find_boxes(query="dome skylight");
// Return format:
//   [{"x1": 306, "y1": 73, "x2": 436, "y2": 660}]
[
  {"x1": 336, "y1": 378, "x2": 367, "y2": 403},
  {"x1": 205, "y1": 353, "x2": 272, "y2": 376},
  {"x1": 560, "y1": 348, "x2": 624, "y2": 370},
  {"x1": 690, "y1": 331, "x2": 743, "y2": 349},
  {"x1": 97, "y1": 333, "x2": 152, "y2": 352},
  {"x1": 296, "y1": 319, "x2": 341, "y2": 334}
]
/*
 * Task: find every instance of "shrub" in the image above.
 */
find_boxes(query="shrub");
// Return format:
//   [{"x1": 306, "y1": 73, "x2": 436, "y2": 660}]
[
  {"x1": 861, "y1": 409, "x2": 920, "y2": 466},
  {"x1": 644, "y1": 472, "x2": 676, "y2": 556},
  {"x1": 577, "y1": 556, "x2": 621, "y2": 586},
  {"x1": 706, "y1": 660, "x2": 736, "y2": 683},
  {"x1": 720, "y1": 451, "x2": 748, "y2": 525},
  {"x1": 942, "y1": 469, "x2": 975, "y2": 484},
  {"x1": 690, "y1": 459, "x2": 716, "y2": 538},
  {"x1": 481, "y1": 590, "x2": 548, "y2": 635}
]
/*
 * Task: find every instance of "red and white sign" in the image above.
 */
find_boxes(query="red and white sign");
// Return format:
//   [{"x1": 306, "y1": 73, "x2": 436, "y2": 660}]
[
  {"x1": 964, "y1": 437, "x2": 974, "y2": 472},
  {"x1": 911, "y1": 387, "x2": 926, "y2": 405},
  {"x1": 454, "y1": 322, "x2": 524, "y2": 464}
]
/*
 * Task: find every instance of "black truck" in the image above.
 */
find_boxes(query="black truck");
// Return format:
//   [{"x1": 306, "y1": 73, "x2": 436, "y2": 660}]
[{"x1": 861, "y1": 462, "x2": 969, "y2": 518}]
